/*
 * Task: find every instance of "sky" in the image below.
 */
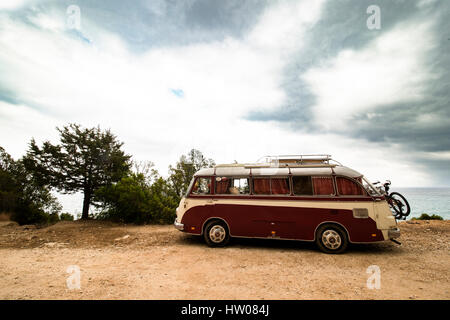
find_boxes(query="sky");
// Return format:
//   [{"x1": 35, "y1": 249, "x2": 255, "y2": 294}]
[{"x1": 0, "y1": 0, "x2": 449, "y2": 214}]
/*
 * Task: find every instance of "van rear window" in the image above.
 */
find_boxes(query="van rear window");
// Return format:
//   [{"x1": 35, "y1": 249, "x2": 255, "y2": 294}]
[{"x1": 336, "y1": 177, "x2": 366, "y2": 196}]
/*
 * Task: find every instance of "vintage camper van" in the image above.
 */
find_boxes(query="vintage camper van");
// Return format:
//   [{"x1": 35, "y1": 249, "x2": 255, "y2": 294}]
[{"x1": 174, "y1": 155, "x2": 400, "y2": 253}]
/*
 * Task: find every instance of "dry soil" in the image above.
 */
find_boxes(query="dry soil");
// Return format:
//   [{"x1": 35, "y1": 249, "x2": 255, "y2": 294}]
[{"x1": 0, "y1": 219, "x2": 449, "y2": 299}]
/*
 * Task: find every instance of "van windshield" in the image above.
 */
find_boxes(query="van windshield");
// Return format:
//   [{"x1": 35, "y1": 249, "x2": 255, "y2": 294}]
[{"x1": 185, "y1": 177, "x2": 195, "y2": 197}]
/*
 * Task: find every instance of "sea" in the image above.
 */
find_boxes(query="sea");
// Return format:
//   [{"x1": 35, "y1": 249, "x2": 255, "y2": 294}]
[{"x1": 395, "y1": 188, "x2": 450, "y2": 220}]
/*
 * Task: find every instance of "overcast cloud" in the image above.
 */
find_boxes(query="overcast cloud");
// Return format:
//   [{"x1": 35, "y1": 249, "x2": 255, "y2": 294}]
[{"x1": 0, "y1": 0, "x2": 449, "y2": 213}]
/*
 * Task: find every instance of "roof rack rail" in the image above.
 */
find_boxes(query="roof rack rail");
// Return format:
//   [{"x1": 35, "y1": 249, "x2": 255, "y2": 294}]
[
  {"x1": 257, "y1": 154, "x2": 340, "y2": 164},
  {"x1": 214, "y1": 154, "x2": 342, "y2": 169}
]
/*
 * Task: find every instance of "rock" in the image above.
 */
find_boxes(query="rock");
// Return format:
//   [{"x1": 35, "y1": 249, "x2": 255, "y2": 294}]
[
  {"x1": 43, "y1": 242, "x2": 57, "y2": 248},
  {"x1": 42, "y1": 242, "x2": 68, "y2": 248},
  {"x1": 114, "y1": 234, "x2": 130, "y2": 241}
]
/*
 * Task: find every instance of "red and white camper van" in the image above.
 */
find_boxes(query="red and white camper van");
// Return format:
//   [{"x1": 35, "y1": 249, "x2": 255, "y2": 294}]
[{"x1": 174, "y1": 155, "x2": 400, "y2": 253}]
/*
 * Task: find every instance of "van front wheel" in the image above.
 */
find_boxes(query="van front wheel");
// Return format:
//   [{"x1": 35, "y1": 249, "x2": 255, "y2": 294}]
[
  {"x1": 316, "y1": 224, "x2": 348, "y2": 254},
  {"x1": 204, "y1": 220, "x2": 230, "y2": 247}
]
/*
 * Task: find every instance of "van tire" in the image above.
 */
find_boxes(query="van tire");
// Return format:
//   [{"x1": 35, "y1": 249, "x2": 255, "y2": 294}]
[
  {"x1": 315, "y1": 224, "x2": 348, "y2": 254},
  {"x1": 203, "y1": 220, "x2": 230, "y2": 247}
]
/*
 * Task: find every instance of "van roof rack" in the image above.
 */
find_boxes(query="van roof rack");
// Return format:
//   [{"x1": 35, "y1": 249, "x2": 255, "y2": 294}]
[
  {"x1": 257, "y1": 154, "x2": 334, "y2": 164},
  {"x1": 214, "y1": 154, "x2": 343, "y2": 169}
]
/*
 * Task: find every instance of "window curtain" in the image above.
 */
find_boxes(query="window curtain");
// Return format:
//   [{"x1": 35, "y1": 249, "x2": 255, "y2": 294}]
[
  {"x1": 312, "y1": 177, "x2": 334, "y2": 195},
  {"x1": 253, "y1": 178, "x2": 270, "y2": 194},
  {"x1": 271, "y1": 178, "x2": 290, "y2": 194},
  {"x1": 215, "y1": 179, "x2": 230, "y2": 194},
  {"x1": 336, "y1": 177, "x2": 365, "y2": 196}
]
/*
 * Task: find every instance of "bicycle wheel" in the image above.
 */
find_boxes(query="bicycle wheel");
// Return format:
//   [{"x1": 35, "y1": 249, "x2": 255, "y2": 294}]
[
  {"x1": 389, "y1": 192, "x2": 411, "y2": 219},
  {"x1": 387, "y1": 197, "x2": 402, "y2": 219}
]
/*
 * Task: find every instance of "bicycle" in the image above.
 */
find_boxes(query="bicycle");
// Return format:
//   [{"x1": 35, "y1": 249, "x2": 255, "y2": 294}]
[{"x1": 373, "y1": 180, "x2": 411, "y2": 220}]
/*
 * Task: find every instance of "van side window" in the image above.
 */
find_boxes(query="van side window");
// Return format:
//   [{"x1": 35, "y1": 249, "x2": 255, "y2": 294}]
[
  {"x1": 336, "y1": 177, "x2": 367, "y2": 196},
  {"x1": 271, "y1": 178, "x2": 290, "y2": 195},
  {"x1": 312, "y1": 176, "x2": 335, "y2": 196},
  {"x1": 215, "y1": 177, "x2": 249, "y2": 195},
  {"x1": 191, "y1": 177, "x2": 211, "y2": 195},
  {"x1": 253, "y1": 177, "x2": 290, "y2": 195},
  {"x1": 292, "y1": 176, "x2": 313, "y2": 195},
  {"x1": 253, "y1": 178, "x2": 270, "y2": 194}
]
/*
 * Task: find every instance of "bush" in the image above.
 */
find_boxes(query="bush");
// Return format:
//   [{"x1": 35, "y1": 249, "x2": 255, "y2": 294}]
[
  {"x1": 94, "y1": 174, "x2": 178, "y2": 224},
  {"x1": 412, "y1": 213, "x2": 444, "y2": 220},
  {"x1": 10, "y1": 202, "x2": 50, "y2": 225},
  {"x1": 48, "y1": 213, "x2": 60, "y2": 224},
  {"x1": 60, "y1": 213, "x2": 74, "y2": 221}
]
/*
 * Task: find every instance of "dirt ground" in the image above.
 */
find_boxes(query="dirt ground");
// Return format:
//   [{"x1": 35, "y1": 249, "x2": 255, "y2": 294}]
[{"x1": 0, "y1": 219, "x2": 449, "y2": 300}]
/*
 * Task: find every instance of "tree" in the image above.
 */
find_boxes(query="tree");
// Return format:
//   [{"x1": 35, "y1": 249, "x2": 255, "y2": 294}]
[
  {"x1": 0, "y1": 146, "x2": 17, "y2": 213},
  {"x1": 95, "y1": 173, "x2": 151, "y2": 223},
  {"x1": 148, "y1": 176, "x2": 179, "y2": 223},
  {"x1": 23, "y1": 124, "x2": 131, "y2": 219},
  {"x1": 0, "y1": 146, "x2": 62, "y2": 225},
  {"x1": 168, "y1": 149, "x2": 215, "y2": 199},
  {"x1": 132, "y1": 160, "x2": 160, "y2": 185}
]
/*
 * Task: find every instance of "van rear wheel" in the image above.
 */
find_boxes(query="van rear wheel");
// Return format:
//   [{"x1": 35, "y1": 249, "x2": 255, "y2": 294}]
[
  {"x1": 316, "y1": 224, "x2": 348, "y2": 254},
  {"x1": 204, "y1": 220, "x2": 230, "y2": 247}
]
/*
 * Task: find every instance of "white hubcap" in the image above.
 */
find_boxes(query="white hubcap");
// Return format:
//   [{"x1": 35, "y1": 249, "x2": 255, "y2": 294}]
[
  {"x1": 322, "y1": 230, "x2": 342, "y2": 250},
  {"x1": 209, "y1": 225, "x2": 226, "y2": 243}
]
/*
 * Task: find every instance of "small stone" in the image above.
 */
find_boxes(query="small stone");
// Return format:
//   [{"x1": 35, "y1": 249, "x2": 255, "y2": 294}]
[
  {"x1": 43, "y1": 242, "x2": 57, "y2": 248},
  {"x1": 114, "y1": 235, "x2": 130, "y2": 241}
]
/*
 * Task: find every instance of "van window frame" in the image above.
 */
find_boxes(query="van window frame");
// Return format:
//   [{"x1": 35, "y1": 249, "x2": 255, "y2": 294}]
[
  {"x1": 334, "y1": 175, "x2": 370, "y2": 197},
  {"x1": 291, "y1": 175, "x2": 314, "y2": 196},
  {"x1": 310, "y1": 175, "x2": 336, "y2": 197},
  {"x1": 214, "y1": 176, "x2": 250, "y2": 196},
  {"x1": 189, "y1": 176, "x2": 213, "y2": 196},
  {"x1": 251, "y1": 176, "x2": 291, "y2": 196}
]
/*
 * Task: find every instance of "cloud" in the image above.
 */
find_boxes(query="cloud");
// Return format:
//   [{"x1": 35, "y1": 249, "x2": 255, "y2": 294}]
[
  {"x1": 302, "y1": 20, "x2": 435, "y2": 131},
  {"x1": 246, "y1": 0, "x2": 450, "y2": 185},
  {"x1": 0, "y1": 0, "x2": 448, "y2": 212},
  {"x1": 0, "y1": 0, "x2": 33, "y2": 11},
  {"x1": 0, "y1": 1, "x2": 324, "y2": 163}
]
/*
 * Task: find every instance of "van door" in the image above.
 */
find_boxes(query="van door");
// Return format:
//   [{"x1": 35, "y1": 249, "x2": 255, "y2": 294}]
[{"x1": 269, "y1": 205, "x2": 298, "y2": 239}]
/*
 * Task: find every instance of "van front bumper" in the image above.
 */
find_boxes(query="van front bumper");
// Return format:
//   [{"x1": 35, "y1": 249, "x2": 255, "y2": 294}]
[
  {"x1": 174, "y1": 219, "x2": 184, "y2": 231},
  {"x1": 388, "y1": 227, "x2": 400, "y2": 239}
]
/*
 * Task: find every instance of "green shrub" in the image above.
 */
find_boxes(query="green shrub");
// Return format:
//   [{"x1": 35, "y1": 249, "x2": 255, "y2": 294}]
[
  {"x1": 411, "y1": 213, "x2": 444, "y2": 220},
  {"x1": 94, "y1": 174, "x2": 178, "y2": 224},
  {"x1": 48, "y1": 213, "x2": 60, "y2": 223},
  {"x1": 60, "y1": 213, "x2": 74, "y2": 221},
  {"x1": 10, "y1": 202, "x2": 50, "y2": 225}
]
